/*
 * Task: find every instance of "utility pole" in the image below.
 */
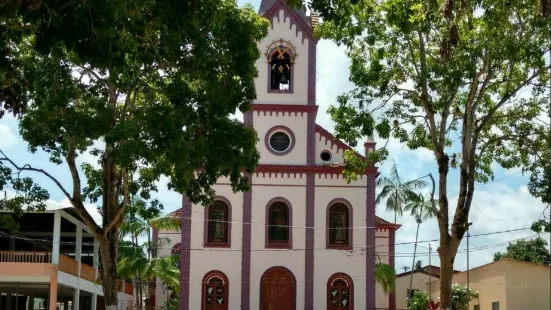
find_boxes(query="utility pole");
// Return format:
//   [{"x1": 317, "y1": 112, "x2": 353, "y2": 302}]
[
  {"x1": 466, "y1": 222, "x2": 473, "y2": 308},
  {"x1": 428, "y1": 243, "x2": 432, "y2": 301}
]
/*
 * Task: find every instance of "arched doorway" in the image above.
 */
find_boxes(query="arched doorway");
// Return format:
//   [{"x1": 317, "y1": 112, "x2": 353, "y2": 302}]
[
  {"x1": 201, "y1": 271, "x2": 229, "y2": 310},
  {"x1": 260, "y1": 266, "x2": 296, "y2": 310},
  {"x1": 327, "y1": 273, "x2": 354, "y2": 309}
]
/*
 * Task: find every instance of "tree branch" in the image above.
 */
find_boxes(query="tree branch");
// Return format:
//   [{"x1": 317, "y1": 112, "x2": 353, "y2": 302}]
[
  {"x1": 1, "y1": 149, "x2": 102, "y2": 235},
  {"x1": 0, "y1": 150, "x2": 72, "y2": 200},
  {"x1": 417, "y1": 30, "x2": 441, "y2": 158},
  {"x1": 103, "y1": 168, "x2": 129, "y2": 236},
  {"x1": 477, "y1": 66, "x2": 550, "y2": 131}
]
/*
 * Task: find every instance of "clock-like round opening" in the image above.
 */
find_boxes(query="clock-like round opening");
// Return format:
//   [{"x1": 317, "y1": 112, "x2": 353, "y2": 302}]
[
  {"x1": 269, "y1": 131, "x2": 292, "y2": 153},
  {"x1": 320, "y1": 150, "x2": 332, "y2": 162}
]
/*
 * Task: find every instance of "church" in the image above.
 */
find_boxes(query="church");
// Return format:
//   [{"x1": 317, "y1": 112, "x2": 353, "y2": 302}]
[{"x1": 153, "y1": 1, "x2": 400, "y2": 309}]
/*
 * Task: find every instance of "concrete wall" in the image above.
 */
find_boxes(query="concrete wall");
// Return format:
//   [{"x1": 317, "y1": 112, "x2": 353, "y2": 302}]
[
  {"x1": 395, "y1": 272, "x2": 435, "y2": 309},
  {"x1": 429, "y1": 259, "x2": 551, "y2": 310}
]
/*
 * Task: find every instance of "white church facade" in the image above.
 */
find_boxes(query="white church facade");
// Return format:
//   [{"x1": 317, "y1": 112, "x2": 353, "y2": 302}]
[{"x1": 153, "y1": 1, "x2": 400, "y2": 309}]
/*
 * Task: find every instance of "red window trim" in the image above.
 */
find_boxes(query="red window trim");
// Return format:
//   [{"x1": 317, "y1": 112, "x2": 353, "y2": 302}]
[
  {"x1": 265, "y1": 197, "x2": 293, "y2": 249},
  {"x1": 326, "y1": 199, "x2": 353, "y2": 250},
  {"x1": 201, "y1": 270, "x2": 229, "y2": 310},
  {"x1": 203, "y1": 196, "x2": 232, "y2": 248},
  {"x1": 327, "y1": 273, "x2": 354, "y2": 310}
]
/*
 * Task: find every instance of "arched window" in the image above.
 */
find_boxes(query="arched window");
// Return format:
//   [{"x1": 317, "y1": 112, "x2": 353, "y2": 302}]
[
  {"x1": 327, "y1": 273, "x2": 354, "y2": 310},
  {"x1": 171, "y1": 243, "x2": 181, "y2": 269},
  {"x1": 201, "y1": 271, "x2": 229, "y2": 310},
  {"x1": 269, "y1": 48, "x2": 293, "y2": 92},
  {"x1": 266, "y1": 199, "x2": 292, "y2": 248},
  {"x1": 327, "y1": 201, "x2": 352, "y2": 249},
  {"x1": 204, "y1": 198, "x2": 231, "y2": 247}
]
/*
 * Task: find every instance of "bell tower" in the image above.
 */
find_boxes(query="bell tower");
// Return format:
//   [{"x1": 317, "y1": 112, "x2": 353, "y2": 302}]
[
  {"x1": 253, "y1": 0, "x2": 317, "y2": 106},
  {"x1": 248, "y1": 0, "x2": 319, "y2": 166}
]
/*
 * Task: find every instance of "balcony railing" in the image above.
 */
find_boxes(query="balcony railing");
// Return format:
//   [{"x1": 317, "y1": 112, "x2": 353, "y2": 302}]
[
  {"x1": 80, "y1": 263, "x2": 96, "y2": 282},
  {"x1": 0, "y1": 251, "x2": 132, "y2": 295},
  {"x1": 58, "y1": 255, "x2": 78, "y2": 276},
  {"x1": 0, "y1": 251, "x2": 52, "y2": 263}
]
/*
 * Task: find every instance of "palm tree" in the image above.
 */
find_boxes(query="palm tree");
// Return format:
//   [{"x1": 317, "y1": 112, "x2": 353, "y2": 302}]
[
  {"x1": 376, "y1": 161, "x2": 428, "y2": 223},
  {"x1": 118, "y1": 198, "x2": 180, "y2": 309},
  {"x1": 404, "y1": 193, "x2": 437, "y2": 301}
]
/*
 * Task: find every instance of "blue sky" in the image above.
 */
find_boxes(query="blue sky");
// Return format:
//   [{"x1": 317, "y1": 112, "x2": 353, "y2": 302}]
[{"x1": 0, "y1": 0, "x2": 549, "y2": 274}]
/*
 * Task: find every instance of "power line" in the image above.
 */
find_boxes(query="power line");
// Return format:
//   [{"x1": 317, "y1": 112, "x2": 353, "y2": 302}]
[{"x1": 0, "y1": 227, "x2": 535, "y2": 256}]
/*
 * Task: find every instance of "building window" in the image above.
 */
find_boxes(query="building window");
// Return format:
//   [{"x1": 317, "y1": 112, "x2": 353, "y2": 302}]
[
  {"x1": 266, "y1": 199, "x2": 292, "y2": 248},
  {"x1": 327, "y1": 273, "x2": 353, "y2": 309},
  {"x1": 492, "y1": 301, "x2": 500, "y2": 310},
  {"x1": 269, "y1": 50, "x2": 292, "y2": 91},
  {"x1": 327, "y1": 201, "x2": 352, "y2": 249},
  {"x1": 171, "y1": 243, "x2": 181, "y2": 269},
  {"x1": 265, "y1": 126, "x2": 295, "y2": 156},
  {"x1": 201, "y1": 271, "x2": 229, "y2": 309},
  {"x1": 204, "y1": 198, "x2": 231, "y2": 247},
  {"x1": 474, "y1": 305, "x2": 480, "y2": 310}
]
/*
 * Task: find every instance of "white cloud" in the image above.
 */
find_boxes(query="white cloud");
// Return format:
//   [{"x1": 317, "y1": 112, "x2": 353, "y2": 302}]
[{"x1": 0, "y1": 124, "x2": 17, "y2": 149}]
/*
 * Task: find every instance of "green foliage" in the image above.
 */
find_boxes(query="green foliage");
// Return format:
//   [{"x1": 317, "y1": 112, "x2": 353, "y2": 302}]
[
  {"x1": 414, "y1": 260, "x2": 423, "y2": 271},
  {"x1": 404, "y1": 193, "x2": 438, "y2": 222},
  {"x1": 451, "y1": 283, "x2": 479, "y2": 310},
  {"x1": 1, "y1": 0, "x2": 269, "y2": 306},
  {"x1": 0, "y1": 160, "x2": 49, "y2": 232},
  {"x1": 493, "y1": 237, "x2": 551, "y2": 266},
  {"x1": 375, "y1": 262, "x2": 396, "y2": 294},
  {"x1": 407, "y1": 290, "x2": 429, "y2": 310},
  {"x1": 375, "y1": 161, "x2": 427, "y2": 222},
  {"x1": 301, "y1": 0, "x2": 550, "y2": 306}
]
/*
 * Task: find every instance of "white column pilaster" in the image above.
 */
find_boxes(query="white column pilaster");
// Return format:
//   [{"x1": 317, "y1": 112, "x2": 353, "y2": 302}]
[
  {"x1": 74, "y1": 225, "x2": 82, "y2": 310},
  {"x1": 52, "y1": 211, "x2": 62, "y2": 264}
]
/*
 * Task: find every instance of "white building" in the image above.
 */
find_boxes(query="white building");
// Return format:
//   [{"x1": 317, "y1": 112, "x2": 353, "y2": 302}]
[
  {"x1": 0, "y1": 204, "x2": 134, "y2": 310},
  {"x1": 154, "y1": 0, "x2": 400, "y2": 309}
]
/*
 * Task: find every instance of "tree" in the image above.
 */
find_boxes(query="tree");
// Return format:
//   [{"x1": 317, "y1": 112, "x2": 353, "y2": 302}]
[
  {"x1": 415, "y1": 260, "x2": 423, "y2": 271},
  {"x1": 375, "y1": 161, "x2": 427, "y2": 223},
  {"x1": 407, "y1": 290, "x2": 429, "y2": 310},
  {"x1": 117, "y1": 198, "x2": 180, "y2": 308},
  {"x1": 296, "y1": 0, "x2": 551, "y2": 308},
  {"x1": 451, "y1": 283, "x2": 479, "y2": 310},
  {"x1": 494, "y1": 237, "x2": 551, "y2": 266},
  {"x1": 0, "y1": 1, "x2": 269, "y2": 309},
  {"x1": 405, "y1": 193, "x2": 437, "y2": 303}
]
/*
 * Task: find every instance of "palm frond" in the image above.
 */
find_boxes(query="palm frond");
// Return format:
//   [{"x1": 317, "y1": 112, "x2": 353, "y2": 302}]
[
  {"x1": 375, "y1": 262, "x2": 396, "y2": 294},
  {"x1": 376, "y1": 176, "x2": 394, "y2": 188},
  {"x1": 375, "y1": 184, "x2": 395, "y2": 205},
  {"x1": 150, "y1": 216, "x2": 181, "y2": 232},
  {"x1": 403, "y1": 178, "x2": 428, "y2": 190},
  {"x1": 388, "y1": 161, "x2": 401, "y2": 184}
]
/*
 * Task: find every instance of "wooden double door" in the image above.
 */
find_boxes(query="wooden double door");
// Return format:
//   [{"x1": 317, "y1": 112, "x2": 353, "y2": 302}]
[{"x1": 260, "y1": 267, "x2": 296, "y2": 310}]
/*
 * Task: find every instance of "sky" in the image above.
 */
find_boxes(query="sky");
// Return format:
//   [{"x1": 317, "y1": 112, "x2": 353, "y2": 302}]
[{"x1": 0, "y1": 0, "x2": 549, "y2": 274}]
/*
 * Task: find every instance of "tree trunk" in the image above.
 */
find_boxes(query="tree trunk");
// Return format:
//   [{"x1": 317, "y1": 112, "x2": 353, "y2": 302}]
[
  {"x1": 98, "y1": 236, "x2": 120, "y2": 310},
  {"x1": 438, "y1": 245, "x2": 455, "y2": 310}
]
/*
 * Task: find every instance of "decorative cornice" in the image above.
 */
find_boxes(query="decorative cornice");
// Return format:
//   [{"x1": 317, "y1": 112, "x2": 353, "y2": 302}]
[
  {"x1": 315, "y1": 124, "x2": 366, "y2": 160},
  {"x1": 254, "y1": 164, "x2": 377, "y2": 178},
  {"x1": 251, "y1": 103, "x2": 318, "y2": 116}
]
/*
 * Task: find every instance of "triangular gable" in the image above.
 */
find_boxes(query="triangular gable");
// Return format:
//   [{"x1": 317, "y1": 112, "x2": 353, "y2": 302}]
[
  {"x1": 315, "y1": 124, "x2": 366, "y2": 160},
  {"x1": 261, "y1": 0, "x2": 315, "y2": 42}
]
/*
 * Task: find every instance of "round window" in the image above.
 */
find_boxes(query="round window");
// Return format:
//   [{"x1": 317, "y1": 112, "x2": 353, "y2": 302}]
[
  {"x1": 269, "y1": 131, "x2": 291, "y2": 152},
  {"x1": 320, "y1": 150, "x2": 332, "y2": 161}
]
